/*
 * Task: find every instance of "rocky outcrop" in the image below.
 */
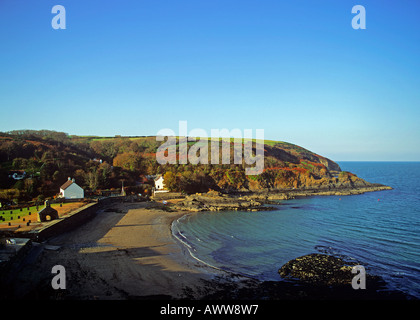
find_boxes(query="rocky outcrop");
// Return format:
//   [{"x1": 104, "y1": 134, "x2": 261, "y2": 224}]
[
  {"x1": 278, "y1": 253, "x2": 383, "y2": 287},
  {"x1": 168, "y1": 180, "x2": 392, "y2": 212},
  {"x1": 172, "y1": 191, "x2": 273, "y2": 212},
  {"x1": 229, "y1": 183, "x2": 392, "y2": 201},
  {"x1": 286, "y1": 184, "x2": 392, "y2": 197}
]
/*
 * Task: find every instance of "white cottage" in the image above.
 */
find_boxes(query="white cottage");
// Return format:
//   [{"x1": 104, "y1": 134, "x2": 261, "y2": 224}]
[
  {"x1": 154, "y1": 175, "x2": 167, "y2": 191},
  {"x1": 59, "y1": 177, "x2": 84, "y2": 199}
]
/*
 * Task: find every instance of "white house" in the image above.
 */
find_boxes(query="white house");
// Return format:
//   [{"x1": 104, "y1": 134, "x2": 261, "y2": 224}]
[
  {"x1": 154, "y1": 175, "x2": 167, "y2": 192},
  {"x1": 59, "y1": 177, "x2": 84, "y2": 199}
]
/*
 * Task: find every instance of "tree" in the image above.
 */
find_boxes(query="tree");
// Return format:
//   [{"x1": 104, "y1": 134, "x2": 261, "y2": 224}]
[
  {"x1": 163, "y1": 171, "x2": 177, "y2": 191},
  {"x1": 12, "y1": 157, "x2": 28, "y2": 169},
  {"x1": 26, "y1": 159, "x2": 41, "y2": 176},
  {"x1": 25, "y1": 178, "x2": 37, "y2": 198},
  {"x1": 129, "y1": 141, "x2": 141, "y2": 153},
  {"x1": 74, "y1": 169, "x2": 86, "y2": 186},
  {"x1": 85, "y1": 169, "x2": 99, "y2": 191},
  {"x1": 98, "y1": 162, "x2": 112, "y2": 188},
  {"x1": 53, "y1": 170, "x2": 61, "y2": 181},
  {"x1": 113, "y1": 152, "x2": 142, "y2": 171},
  {"x1": 91, "y1": 140, "x2": 118, "y2": 160},
  {"x1": 14, "y1": 180, "x2": 25, "y2": 191},
  {"x1": 0, "y1": 189, "x2": 20, "y2": 202},
  {"x1": 1, "y1": 140, "x2": 18, "y2": 161}
]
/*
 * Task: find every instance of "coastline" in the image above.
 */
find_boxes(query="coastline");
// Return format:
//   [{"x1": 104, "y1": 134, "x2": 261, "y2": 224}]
[
  {"x1": 164, "y1": 184, "x2": 393, "y2": 213},
  {"x1": 1, "y1": 193, "x2": 413, "y2": 300},
  {"x1": 235, "y1": 184, "x2": 393, "y2": 199}
]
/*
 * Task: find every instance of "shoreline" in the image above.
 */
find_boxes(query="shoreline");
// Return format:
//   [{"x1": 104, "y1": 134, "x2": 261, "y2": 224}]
[
  {"x1": 1, "y1": 194, "x2": 413, "y2": 300},
  {"x1": 170, "y1": 212, "x2": 261, "y2": 283},
  {"x1": 233, "y1": 183, "x2": 393, "y2": 198},
  {"x1": 171, "y1": 213, "x2": 225, "y2": 272},
  {"x1": 162, "y1": 184, "x2": 393, "y2": 213}
]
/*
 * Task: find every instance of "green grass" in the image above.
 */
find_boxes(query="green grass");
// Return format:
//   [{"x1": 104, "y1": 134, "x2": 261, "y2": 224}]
[
  {"x1": 0, "y1": 203, "x2": 68, "y2": 222},
  {"x1": 85, "y1": 135, "x2": 278, "y2": 145},
  {"x1": 74, "y1": 134, "x2": 312, "y2": 155},
  {"x1": 88, "y1": 136, "x2": 151, "y2": 142},
  {"x1": 264, "y1": 139, "x2": 284, "y2": 146}
]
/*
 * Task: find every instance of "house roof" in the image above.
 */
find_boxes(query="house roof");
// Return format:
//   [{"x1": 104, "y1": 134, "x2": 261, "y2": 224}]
[
  {"x1": 154, "y1": 175, "x2": 163, "y2": 181},
  {"x1": 60, "y1": 180, "x2": 74, "y2": 190}
]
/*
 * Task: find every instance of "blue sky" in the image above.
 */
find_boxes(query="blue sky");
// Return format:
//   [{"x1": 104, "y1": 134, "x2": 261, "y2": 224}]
[{"x1": 0, "y1": 0, "x2": 419, "y2": 161}]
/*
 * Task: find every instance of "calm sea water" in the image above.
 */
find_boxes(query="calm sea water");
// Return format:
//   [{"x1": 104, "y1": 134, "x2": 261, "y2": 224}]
[{"x1": 172, "y1": 162, "x2": 420, "y2": 298}]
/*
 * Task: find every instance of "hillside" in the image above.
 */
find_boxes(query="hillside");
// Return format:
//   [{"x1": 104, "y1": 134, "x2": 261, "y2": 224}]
[{"x1": 0, "y1": 130, "x2": 385, "y2": 204}]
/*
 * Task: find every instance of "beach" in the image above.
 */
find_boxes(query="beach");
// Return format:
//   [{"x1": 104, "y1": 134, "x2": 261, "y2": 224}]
[
  {"x1": 1, "y1": 201, "x2": 229, "y2": 299},
  {"x1": 1, "y1": 196, "x2": 413, "y2": 301}
]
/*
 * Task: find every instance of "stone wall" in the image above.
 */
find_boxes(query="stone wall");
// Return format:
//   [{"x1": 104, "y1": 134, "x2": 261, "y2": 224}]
[{"x1": 152, "y1": 192, "x2": 184, "y2": 200}]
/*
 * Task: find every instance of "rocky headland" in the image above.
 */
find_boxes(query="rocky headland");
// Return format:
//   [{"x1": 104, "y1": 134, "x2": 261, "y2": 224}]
[{"x1": 162, "y1": 180, "x2": 392, "y2": 213}]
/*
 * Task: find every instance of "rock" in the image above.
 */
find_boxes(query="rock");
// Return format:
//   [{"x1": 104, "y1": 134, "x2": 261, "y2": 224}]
[
  {"x1": 278, "y1": 253, "x2": 381, "y2": 287},
  {"x1": 171, "y1": 191, "x2": 272, "y2": 212},
  {"x1": 267, "y1": 193, "x2": 292, "y2": 200},
  {"x1": 170, "y1": 183, "x2": 392, "y2": 212}
]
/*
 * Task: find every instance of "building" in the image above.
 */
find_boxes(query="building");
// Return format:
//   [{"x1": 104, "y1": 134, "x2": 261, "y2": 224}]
[
  {"x1": 8, "y1": 170, "x2": 26, "y2": 180},
  {"x1": 59, "y1": 177, "x2": 84, "y2": 199},
  {"x1": 38, "y1": 200, "x2": 59, "y2": 222},
  {"x1": 154, "y1": 175, "x2": 166, "y2": 191}
]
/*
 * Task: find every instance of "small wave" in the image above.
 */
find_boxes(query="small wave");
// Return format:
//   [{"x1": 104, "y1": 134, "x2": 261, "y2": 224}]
[
  {"x1": 314, "y1": 245, "x2": 342, "y2": 256},
  {"x1": 178, "y1": 231, "x2": 188, "y2": 240},
  {"x1": 391, "y1": 272, "x2": 406, "y2": 279},
  {"x1": 171, "y1": 216, "x2": 225, "y2": 272},
  {"x1": 173, "y1": 230, "x2": 226, "y2": 272},
  {"x1": 174, "y1": 232, "x2": 192, "y2": 249}
]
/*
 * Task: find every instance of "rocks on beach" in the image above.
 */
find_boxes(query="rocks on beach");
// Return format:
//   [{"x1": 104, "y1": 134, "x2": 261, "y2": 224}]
[
  {"x1": 278, "y1": 253, "x2": 385, "y2": 288},
  {"x1": 171, "y1": 190, "x2": 272, "y2": 212}
]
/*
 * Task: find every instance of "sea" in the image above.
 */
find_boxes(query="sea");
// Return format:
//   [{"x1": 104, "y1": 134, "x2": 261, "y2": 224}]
[{"x1": 172, "y1": 162, "x2": 420, "y2": 299}]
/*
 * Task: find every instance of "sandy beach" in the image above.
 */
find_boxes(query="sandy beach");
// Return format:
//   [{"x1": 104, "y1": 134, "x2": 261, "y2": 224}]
[
  {"x1": 1, "y1": 201, "x2": 230, "y2": 299},
  {"x1": 1, "y1": 200, "x2": 411, "y2": 301}
]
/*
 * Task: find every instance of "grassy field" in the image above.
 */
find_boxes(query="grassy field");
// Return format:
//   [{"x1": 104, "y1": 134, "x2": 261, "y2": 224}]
[
  {"x1": 88, "y1": 136, "x2": 151, "y2": 142},
  {"x1": 0, "y1": 203, "x2": 74, "y2": 222},
  {"x1": 79, "y1": 135, "x2": 280, "y2": 144}
]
